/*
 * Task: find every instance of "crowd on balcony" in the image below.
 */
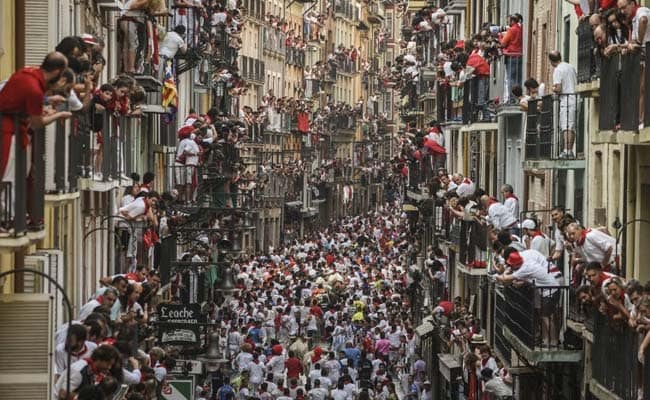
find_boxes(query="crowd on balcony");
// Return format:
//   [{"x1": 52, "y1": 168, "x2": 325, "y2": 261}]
[{"x1": 397, "y1": 5, "x2": 524, "y2": 118}]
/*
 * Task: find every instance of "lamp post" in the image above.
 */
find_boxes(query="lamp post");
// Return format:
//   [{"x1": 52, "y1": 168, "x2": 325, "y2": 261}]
[{"x1": 612, "y1": 217, "x2": 650, "y2": 277}]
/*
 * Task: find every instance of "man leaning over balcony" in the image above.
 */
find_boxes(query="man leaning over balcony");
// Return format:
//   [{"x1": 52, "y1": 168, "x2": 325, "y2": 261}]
[
  {"x1": 565, "y1": 222, "x2": 618, "y2": 273},
  {"x1": 497, "y1": 247, "x2": 562, "y2": 346},
  {"x1": 549, "y1": 51, "x2": 578, "y2": 159},
  {"x1": 0, "y1": 52, "x2": 72, "y2": 229},
  {"x1": 479, "y1": 195, "x2": 517, "y2": 232}
]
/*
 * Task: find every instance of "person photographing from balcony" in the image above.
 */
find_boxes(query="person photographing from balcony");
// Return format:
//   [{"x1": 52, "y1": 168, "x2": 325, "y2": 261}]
[
  {"x1": 500, "y1": 14, "x2": 523, "y2": 95},
  {"x1": 549, "y1": 51, "x2": 578, "y2": 159},
  {"x1": 521, "y1": 218, "x2": 553, "y2": 258}
]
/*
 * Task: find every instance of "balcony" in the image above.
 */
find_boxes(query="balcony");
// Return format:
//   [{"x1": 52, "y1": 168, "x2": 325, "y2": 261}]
[
  {"x1": 596, "y1": 47, "x2": 650, "y2": 144},
  {"x1": 589, "y1": 312, "x2": 650, "y2": 400},
  {"x1": 240, "y1": 0, "x2": 265, "y2": 21},
  {"x1": 456, "y1": 220, "x2": 488, "y2": 274},
  {"x1": 304, "y1": 78, "x2": 321, "y2": 99},
  {"x1": 523, "y1": 94, "x2": 586, "y2": 170},
  {"x1": 367, "y1": 1, "x2": 384, "y2": 24},
  {"x1": 576, "y1": 19, "x2": 600, "y2": 93},
  {"x1": 335, "y1": 0, "x2": 357, "y2": 21},
  {"x1": 241, "y1": 56, "x2": 265, "y2": 84},
  {"x1": 0, "y1": 116, "x2": 45, "y2": 246},
  {"x1": 286, "y1": 48, "x2": 306, "y2": 68},
  {"x1": 262, "y1": 27, "x2": 286, "y2": 57},
  {"x1": 494, "y1": 284, "x2": 582, "y2": 364}
]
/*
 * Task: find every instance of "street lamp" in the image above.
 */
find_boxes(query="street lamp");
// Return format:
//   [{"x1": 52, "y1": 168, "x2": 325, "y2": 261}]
[{"x1": 612, "y1": 217, "x2": 650, "y2": 277}]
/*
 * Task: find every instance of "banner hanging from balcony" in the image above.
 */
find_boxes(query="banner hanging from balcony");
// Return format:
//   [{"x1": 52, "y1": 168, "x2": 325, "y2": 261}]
[{"x1": 162, "y1": 61, "x2": 178, "y2": 124}]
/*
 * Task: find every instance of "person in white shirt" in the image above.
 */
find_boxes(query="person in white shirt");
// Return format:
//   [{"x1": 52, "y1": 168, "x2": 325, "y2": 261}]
[
  {"x1": 521, "y1": 219, "x2": 553, "y2": 258},
  {"x1": 498, "y1": 248, "x2": 562, "y2": 345},
  {"x1": 550, "y1": 206, "x2": 567, "y2": 263},
  {"x1": 500, "y1": 184, "x2": 519, "y2": 226},
  {"x1": 452, "y1": 173, "x2": 475, "y2": 198},
  {"x1": 549, "y1": 51, "x2": 578, "y2": 158},
  {"x1": 565, "y1": 222, "x2": 617, "y2": 271},
  {"x1": 159, "y1": 25, "x2": 187, "y2": 60},
  {"x1": 331, "y1": 382, "x2": 352, "y2": 400},
  {"x1": 308, "y1": 379, "x2": 329, "y2": 400},
  {"x1": 54, "y1": 344, "x2": 120, "y2": 400},
  {"x1": 175, "y1": 133, "x2": 201, "y2": 202},
  {"x1": 54, "y1": 324, "x2": 98, "y2": 381},
  {"x1": 480, "y1": 195, "x2": 517, "y2": 231}
]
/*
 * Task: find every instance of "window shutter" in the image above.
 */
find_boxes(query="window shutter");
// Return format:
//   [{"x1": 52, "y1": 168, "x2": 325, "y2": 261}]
[
  {"x1": 24, "y1": 0, "x2": 51, "y2": 66},
  {"x1": 0, "y1": 294, "x2": 53, "y2": 400}
]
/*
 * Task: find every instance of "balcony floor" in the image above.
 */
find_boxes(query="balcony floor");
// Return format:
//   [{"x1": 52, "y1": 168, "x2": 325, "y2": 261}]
[
  {"x1": 502, "y1": 326, "x2": 583, "y2": 365},
  {"x1": 593, "y1": 128, "x2": 650, "y2": 144},
  {"x1": 523, "y1": 158, "x2": 586, "y2": 170},
  {"x1": 589, "y1": 379, "x2": 623, "y2": 400},
  {"x1": 460, "y1": 121, "x2": 498, "y2": 132}
]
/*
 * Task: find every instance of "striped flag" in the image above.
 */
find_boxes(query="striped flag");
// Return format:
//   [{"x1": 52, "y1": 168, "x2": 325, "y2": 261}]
[{"x1": 161, "y1": 60, "x2": 178, "y2": 124}]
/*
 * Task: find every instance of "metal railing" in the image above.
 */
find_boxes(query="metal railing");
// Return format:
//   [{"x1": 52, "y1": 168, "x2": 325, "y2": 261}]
[
  {"x1": 599, "y1": 50, "x2": 646, "y2": 132},
  {"x1": 335, "y1": 0, "x2": 357, "y2": 20},
  {"x1": 495, "y1": 284, "x2": 570, "y2": 351},
  {"x1": 262, "y1": 27, "x2": 286, "y2": 55},
  {"x1": 591, "y1": 312, "x2": 644, "y2": 400},
  {"x1": 458, "y1": 220, "x2": 488, "y2": 268},
  {"x1": 525, "y1": 94, "x2": 584, "y2": 160},
  {"x1": 241, "y1": 56, "x2": 265, "y2": 82},
  {"x1": 0, "y1": 114, "x2": 45, "y2": 236},
  {"x1": 286, "y1": 48, "x2": 306, "y2": 68},
  {"x1": 576, "y1": 19, "x2": 601, "y2": 84}
]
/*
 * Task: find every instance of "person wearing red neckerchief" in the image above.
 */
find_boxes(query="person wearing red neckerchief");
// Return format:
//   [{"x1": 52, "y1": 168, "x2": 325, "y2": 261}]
[
  {"x1": 53, "y1": 344, "x2": 120, "y2": 400},
  {"x1": 565, "y1": 222, "x2": 618, "y2": 272},
  {"x1": 584, "y1": 261, "x2": 619, "y2": 296},
  {"x1": 521, "y1": 218, "x2": 552, "y2": 258},
  {"x1": 479, "y1": 195, "x2": 518, "y2": 231},
  {"x1": 500, "y1": 184, "x2": 519, "y2": 227}
]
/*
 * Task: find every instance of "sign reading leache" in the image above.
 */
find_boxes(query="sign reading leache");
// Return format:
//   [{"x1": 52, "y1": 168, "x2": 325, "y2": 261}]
[{"x1": 157, "y1": 303, "x2": 204, "y2": 324}]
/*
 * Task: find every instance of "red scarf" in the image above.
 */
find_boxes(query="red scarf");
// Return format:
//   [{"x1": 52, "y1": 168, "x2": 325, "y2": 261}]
[
  {"x1": 577, "y1": 228, "x2": 591, "y2": 246},
  {"x1": 505, "y1": 193, "x2": 518, "y2": 200},
  {"x1": 462, "y1": 178, "x2": 471, "y2": 184},
  {"x1": 71, "y1": 344, "x2": 88, "y2": 357},
  {"x1": 530, "y1": 230, "x2": 544, "y2": 239},
  {"x1": 83, "y1": 357, "x2": 104, "y2": 384}
]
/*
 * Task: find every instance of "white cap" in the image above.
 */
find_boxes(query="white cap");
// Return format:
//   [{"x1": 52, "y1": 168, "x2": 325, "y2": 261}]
[{"x1": 521, "y1": 219, "x2": 536, "y2": 230}]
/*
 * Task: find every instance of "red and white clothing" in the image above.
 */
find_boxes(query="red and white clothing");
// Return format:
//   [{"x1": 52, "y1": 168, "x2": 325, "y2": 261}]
[
  {"x1": 53, "y1": 358, "x2": 103, "y2": 399},
  {"x1": 119, "y1": 196, "x2": 148, "y2": 219},
  {"x1": 487, "y1": 201, "x2": 517, "y2": 231},
  {"x1": 456, "y1": 178, "x2": 475, "y2": 198},
  {"x1": 54, "y1": 341, "x2": 97, "y2": 375},
  {"x1": 0, "y1": 67, "x2": 46, "y2": 216},
  {"x1": 528, "y1": 231, "x2": 553, "y2": 258},
  {"x1": 574, "y1": 228, "x2": 617, "y2": 268},
  {"x1": 503, "y1": 194, "x2": 519, "y2": 223},
  {"x1": 511, "y1": 250, "x2": 557, "y2": 288}
]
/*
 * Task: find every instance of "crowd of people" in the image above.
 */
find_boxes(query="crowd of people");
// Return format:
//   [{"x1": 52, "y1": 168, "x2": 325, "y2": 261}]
[{"x1": 54, "y1": 188, "x2": 491, "y2": 400}]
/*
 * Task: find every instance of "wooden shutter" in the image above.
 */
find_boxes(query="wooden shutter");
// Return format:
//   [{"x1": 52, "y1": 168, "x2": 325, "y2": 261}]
[
  {"x1": 0, "y1": 294, "x2": 53, "y2": 400},
  {"x1": 23, "y1": 0, "x2": 51, "y2": 66}
]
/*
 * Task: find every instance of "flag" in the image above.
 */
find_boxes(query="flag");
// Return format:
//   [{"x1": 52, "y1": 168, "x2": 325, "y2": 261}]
[{"x1": 161, "y1": 60, "x2": 178, "y2": 124}]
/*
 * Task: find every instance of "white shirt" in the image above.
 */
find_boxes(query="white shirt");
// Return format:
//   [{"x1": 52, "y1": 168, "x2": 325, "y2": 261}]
[
  {"x1": 511, "y1": 250, "x2": 558, "y2": 288},
  {"x1": 575, "y1": 229, "x2": 617, "y2": 266},
  {"x1": 633, "y1": 7, "x2": 650, "y2": 44},
  {"x1": 160, "y1": 31, "x2": 185, "y2": 59},
  {"x1": 456, "y1": 179, "x2": 475, "y2": 198},
  {"x1": 176, "y1": 137, "x2": 200, "y2": 166},
  {"x1": 331, "y1": 388, "x2": 351, "y2": 400},
  {"x1": 487, "y1": 202, "x2": 517, "y2": 230},
  {"x1": 78, "y1": 299, "x2": 101, "y2": 321},
  {"x1": 503, "y1": 196, "x2": 519, "y2": 222},
  {"x1": 119, "y1": 196, "x2": 147, "y2": 219},
  {"x1": 529, "y1": 233, "x2": 552, "y2": 258},
  {"x1": 554, "y1": 226, "x2": 565, "y2": 252},
  {"x1": 53, "y1": 359, "x2": 92, "y2": 399},
  {"x1": 54, "y1": 341, "x2": 97, "y2": 375},
  {"x1": 308, "y1": 387, "x2": 329, "y2": 400},
  {"x1": 552, "y1": 62, "x2": 577, "y2": 94}
]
